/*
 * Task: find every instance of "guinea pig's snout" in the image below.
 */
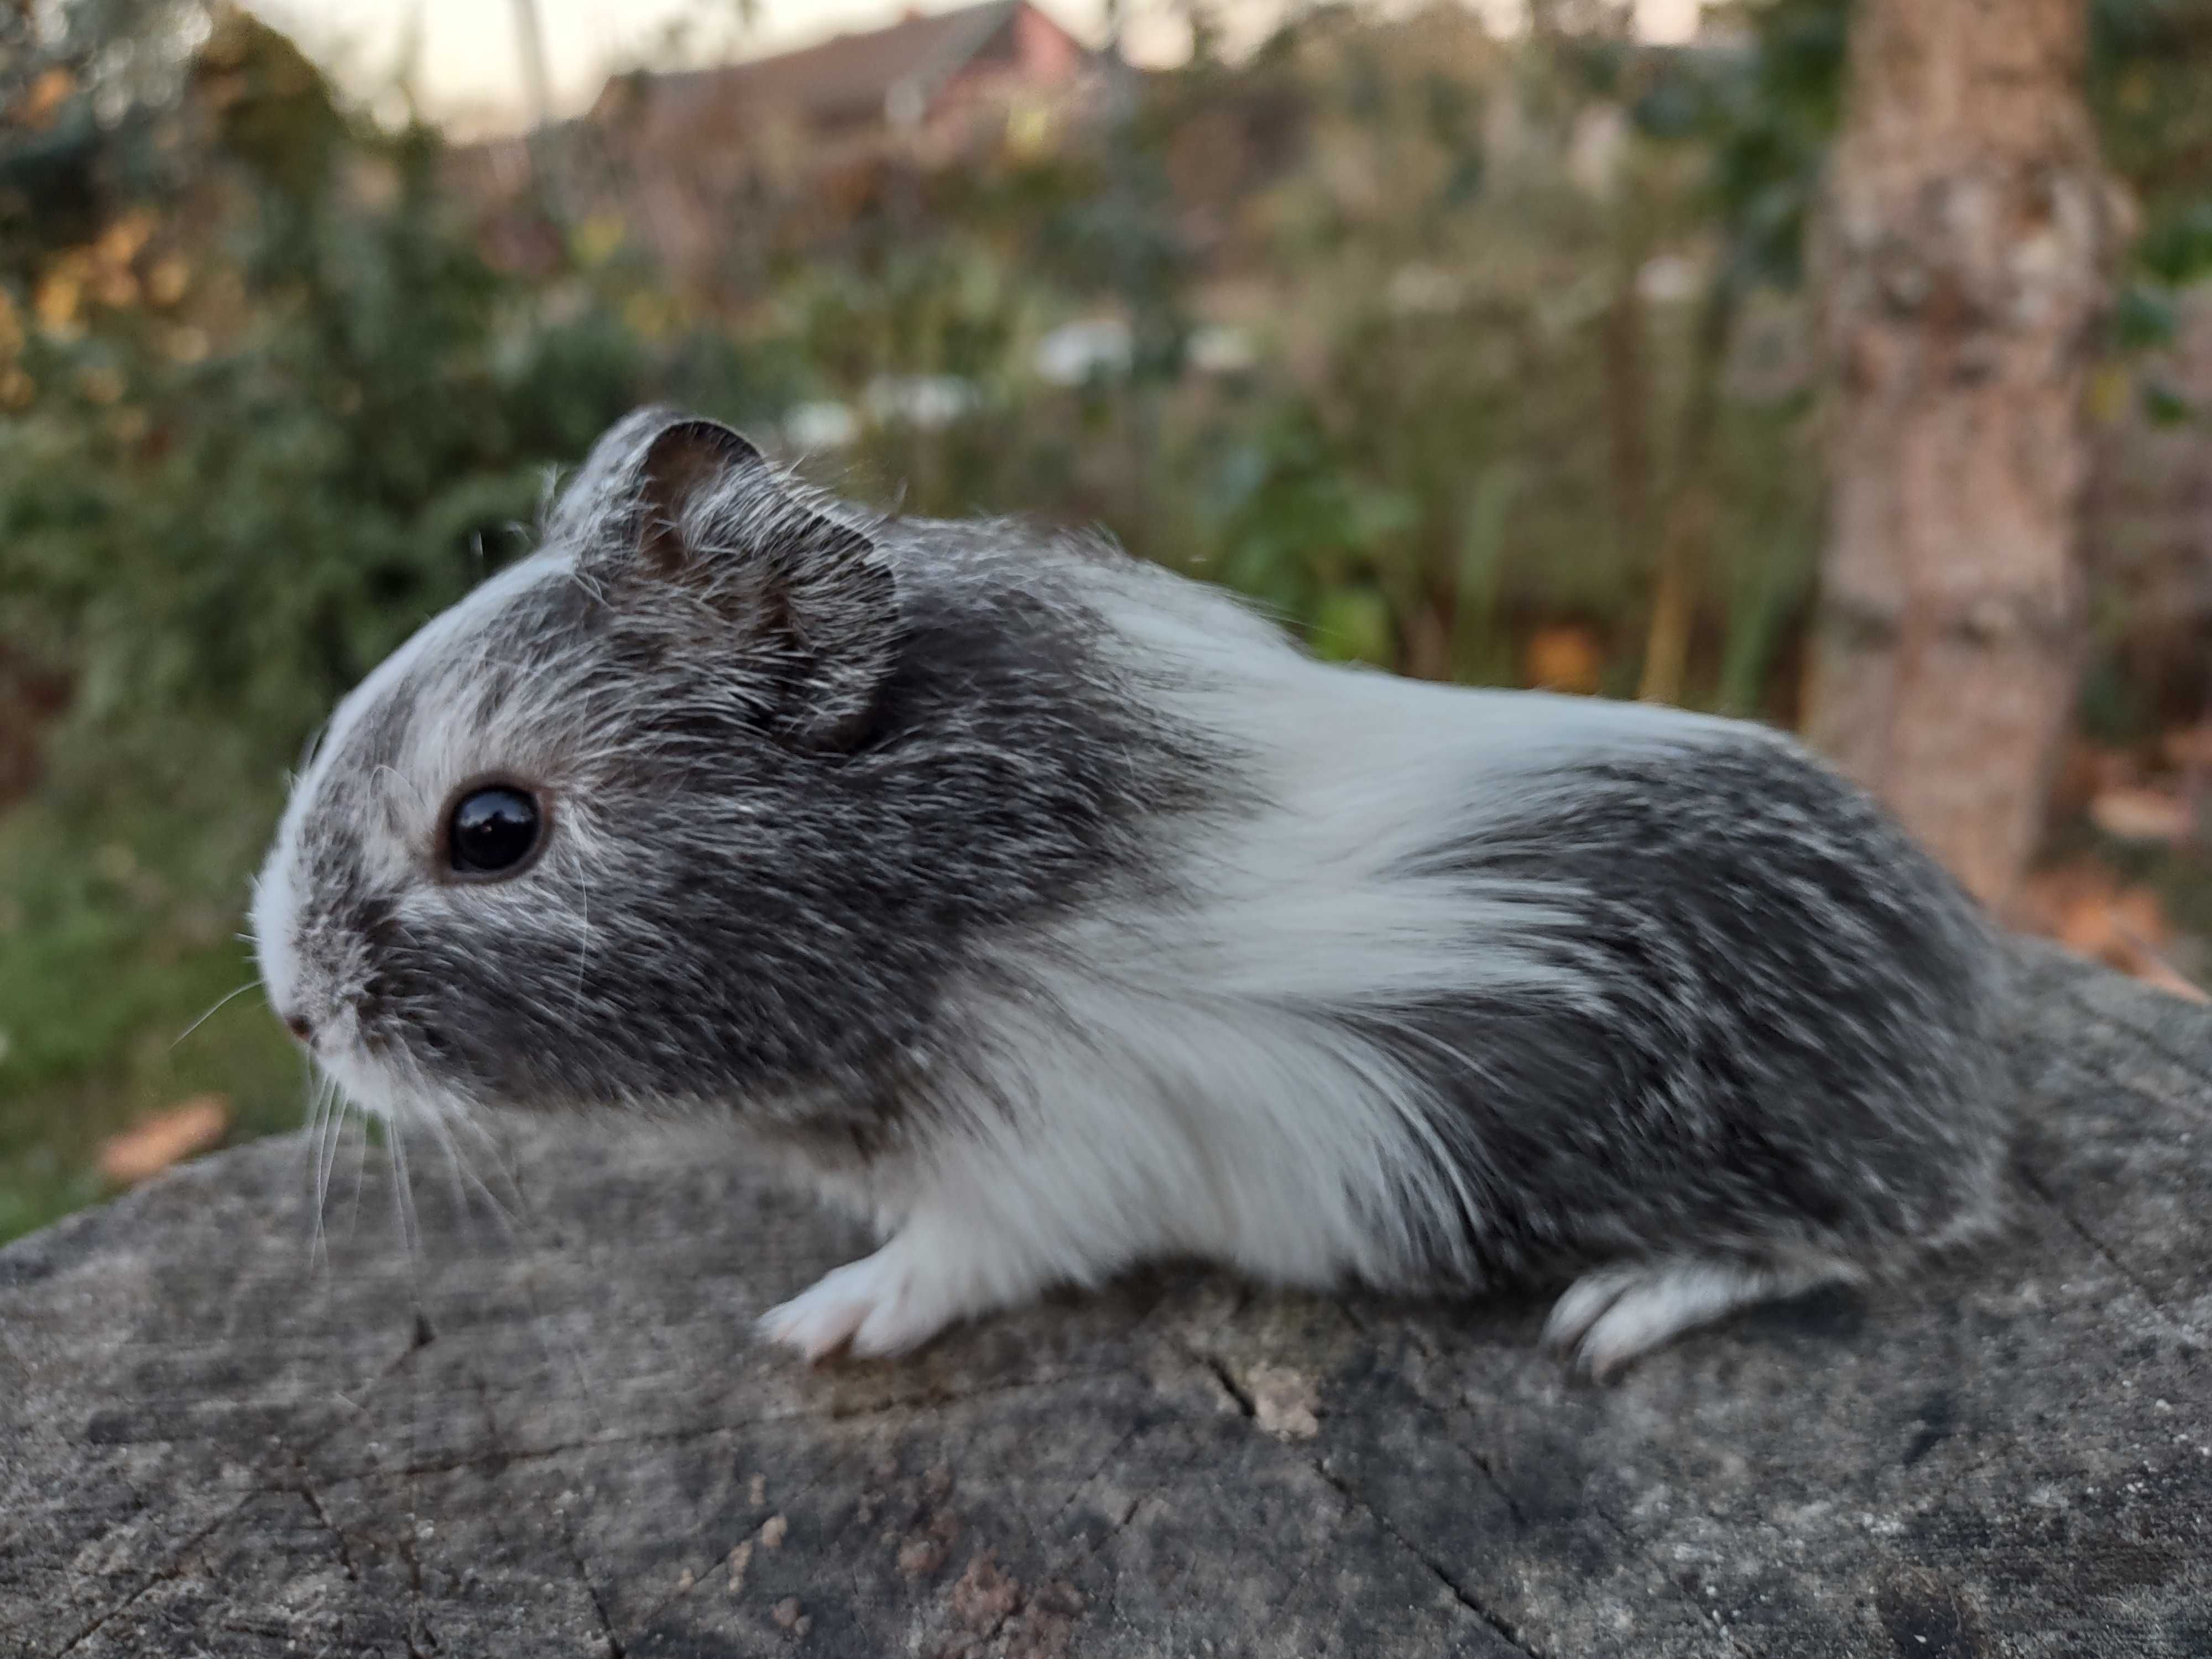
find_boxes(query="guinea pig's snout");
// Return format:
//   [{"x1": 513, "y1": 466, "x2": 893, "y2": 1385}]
[{"x1": 279, "y1": 1008, "x2": 316, "y2": 1045}]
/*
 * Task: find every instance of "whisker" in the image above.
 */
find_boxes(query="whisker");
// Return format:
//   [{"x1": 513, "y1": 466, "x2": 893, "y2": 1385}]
[
  {"x1": 314, "y1": 1077, "x2": 348, "y2": 1272},
  {"x1": 307, "y1": 1076, "x2": 335, "y2": 1274},
  {"x1": 420, "y1": 1106, "x2": 479, "y2": 1253},
  {"x1": 173, "y1": 979, "x2": 263, "y2": 1048},
  {"x1": 432, "y1": 1108, "x2": 602, "y2": 1433},
  {"x1": 342, "y1": 1113, "x2": 371, "y2": 1241},
  {"x1": 295, "y1": 1062, "x2": 331, "y2": 1274},
  {"x1": 389, "y1": 1126, "x2": 421, "y2": 1264},
  {"x1": 442, "y1": 1110, "x2": 536, "y2": 1229},
  {"x1": 387, "y1": 1124, "x2": 432, "y2": 1481},
  {"x1": 431, "y1": 1110, "x2": 523, "y2": 1239}
]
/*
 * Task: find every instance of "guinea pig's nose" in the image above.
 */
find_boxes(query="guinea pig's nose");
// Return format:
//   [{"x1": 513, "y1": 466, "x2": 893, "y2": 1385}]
[{"x1": 280, "y1": 1009, "x2": 316, "y2": 1045}]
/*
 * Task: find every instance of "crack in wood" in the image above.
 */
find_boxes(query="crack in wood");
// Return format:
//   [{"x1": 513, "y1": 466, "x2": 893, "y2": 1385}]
[
  {"x1": 1042, "y1": 1396, "x2": 1213, "y2": 1581},
  {"x1": 1340, "y1": 1305, "x2": 1540, "y2": 1533},
  {"x1": 1171, "y1": 1325, "x2": 1642, "y2": 1659},
  {"x1": 2014, "y1": 1161, "x2": 2201, "y2": 1340},
  {"x1": 1037, "y1": 1417, "x2": 1153, "y2": 1556},
  {"x1": 43, "y1": 1493, "x2": 259, "y2": 1659},
  {"x1": 555, "y1": 1506, "x2": 628, "y2": 1659},
  {"x1": 1375, "y1": 1342, "x2": 1752, "y2": 1659},
  {"x1": 1195, "y1": 1350, "x2": 1255, "y2": 1418},
  {"x1": 1307, "y1": 1459, "x2": 1546, "y2": 1659},
  {"x1": 2047, "y1": 984, "x2": 2212, "y2": 1108},
  {"x1": 295, "y1": 1471, "x2": 362, "y2": 1583},
  {"x1": 43, "y1": 1338, "x2": 422, "y2": 1658}
]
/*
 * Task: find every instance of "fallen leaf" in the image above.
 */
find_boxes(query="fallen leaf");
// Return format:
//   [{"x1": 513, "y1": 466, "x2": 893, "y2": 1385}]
[
  {"x1": 2015, "y1": 859, "x2": 2104, "y2": 941},
  {"x1": 2016, "y1": 860, "x2": 2208, "y2": 1001},
  {"x1": 1525, "y1": 624, "x2": 1604, "y2": 695},
  {"x1": 2089, "y1": 785, "x2": 2193, "y2": 845},
  {"x1": 98, "y1": 1094, "x2": 229, "y2": 1186},
  {"x1": 15, "y1": 67, "x2": 75, "y2": 132}
]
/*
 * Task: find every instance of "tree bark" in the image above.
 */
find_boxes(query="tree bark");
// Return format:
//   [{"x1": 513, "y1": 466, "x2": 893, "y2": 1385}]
[
  {"x1": 1806, "y1": 0, "x2": 2124, "y2": 915},
  {"x1": 4, "y1": 943, "x2": 2212, "y2": 1656}
]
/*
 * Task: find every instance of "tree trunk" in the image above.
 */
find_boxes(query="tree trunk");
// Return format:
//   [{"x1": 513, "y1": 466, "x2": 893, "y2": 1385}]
[{"x1": 1806, "y1": 0, "x2": 2124, "y2": 915}]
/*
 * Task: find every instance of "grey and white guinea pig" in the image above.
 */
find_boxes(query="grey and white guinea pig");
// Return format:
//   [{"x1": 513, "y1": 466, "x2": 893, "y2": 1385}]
[{"x1": 253, "y1": 406, "x2": 2011, "y2": 1378}]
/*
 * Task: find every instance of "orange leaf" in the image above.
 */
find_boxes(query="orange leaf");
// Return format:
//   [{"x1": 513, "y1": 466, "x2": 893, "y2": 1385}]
[
  {"x1": 98, "y1": 1095, "x2": 230, "y2": 1187},
  {"x1": 2018, "y1": 858, "x2": 2178, "y2": 975},
  {"x1": 17, "y1": 67, "x2": 75, "y2": 132},
  {"x1": 1524, "y1": 624, "x2": 1603, "y2": 695},
  {"x1": 2055, "y1": 891, "x2": 2120, "y2": 958},
  {"x1": 93, "y1": 211, "x2": 156, "y2": 271}
]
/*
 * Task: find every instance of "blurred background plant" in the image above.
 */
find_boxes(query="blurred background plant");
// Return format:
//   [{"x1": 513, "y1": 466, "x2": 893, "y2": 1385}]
[{"x1": 3, "y1": 0, "x2": 2210, "y2": 1240}]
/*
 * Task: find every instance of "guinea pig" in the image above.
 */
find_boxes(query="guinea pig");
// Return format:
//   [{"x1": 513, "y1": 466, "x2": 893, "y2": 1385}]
[{"x1": 252, "y1": 406, "x2": 2010, "y2": 1379}]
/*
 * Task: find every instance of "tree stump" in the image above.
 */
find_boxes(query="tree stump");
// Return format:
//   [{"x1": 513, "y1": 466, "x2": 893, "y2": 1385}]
[{"x1": 4, "y1": 941, "x2": 2209, "y2": 1658}]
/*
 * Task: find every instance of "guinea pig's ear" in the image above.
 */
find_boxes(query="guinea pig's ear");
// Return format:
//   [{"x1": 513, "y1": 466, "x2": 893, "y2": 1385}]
[
  {"x1": 546, "y1": 405, "x2": 734, "y2": 545},
  {"x1": 623, "y1": 417, "x2": 898, "y2": 751},
  {"x1": 633, "y1": 418, "x2": 765, "y2": 574}
]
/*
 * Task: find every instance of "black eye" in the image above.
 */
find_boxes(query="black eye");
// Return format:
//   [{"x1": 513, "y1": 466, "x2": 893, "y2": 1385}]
[{"x1": 447, "y1": 786, "x2": 544, "y2": 877}]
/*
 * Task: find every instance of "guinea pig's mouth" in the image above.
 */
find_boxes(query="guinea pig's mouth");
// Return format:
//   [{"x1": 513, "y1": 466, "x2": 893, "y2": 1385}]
[{"x1": 304, "y1": 1020, "x2": 439, "y2": 1126}]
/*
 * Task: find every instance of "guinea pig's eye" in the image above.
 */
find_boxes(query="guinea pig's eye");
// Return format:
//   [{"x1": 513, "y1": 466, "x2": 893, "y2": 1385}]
[{"x1": 446, "y1": 785, "x2": 545, "y2": 878}]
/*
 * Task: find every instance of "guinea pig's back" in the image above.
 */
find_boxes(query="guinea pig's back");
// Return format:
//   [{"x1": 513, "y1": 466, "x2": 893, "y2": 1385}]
[{"x1": 1313, "y1": 681, "x2": 2012, "y2": 1285}]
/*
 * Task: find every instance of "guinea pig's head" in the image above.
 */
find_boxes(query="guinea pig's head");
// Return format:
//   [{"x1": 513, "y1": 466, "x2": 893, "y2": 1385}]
[{"x1": 251, "y1": 408, "x2": 917, "y2": 1123}]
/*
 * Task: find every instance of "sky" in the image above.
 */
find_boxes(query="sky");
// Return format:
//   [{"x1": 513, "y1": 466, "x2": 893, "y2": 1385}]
[{"x1": 249, "y1": 0, "x2": 1707, "y2": 138}]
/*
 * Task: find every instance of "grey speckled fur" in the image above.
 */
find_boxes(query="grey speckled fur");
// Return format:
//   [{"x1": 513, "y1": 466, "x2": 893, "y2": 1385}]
[
  {"x1": 1376, "y1": 740, "x2": 2007, "y2": 1286},
  {"x1": 254, "y1": 407, "x2": 2012, "y2": 1375}
]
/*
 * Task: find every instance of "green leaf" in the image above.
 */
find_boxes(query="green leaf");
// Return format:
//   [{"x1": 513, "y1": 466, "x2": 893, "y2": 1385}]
[
  {"x1": 2141, "y1": 380, "x2": 2197, "y2": 426},
  {"x1": 2114, "y1": 282, "x2": 2179, "y2": 352},
  {"x1": 1310, "y1": 587, "x2": 1396, "y2": 667}
]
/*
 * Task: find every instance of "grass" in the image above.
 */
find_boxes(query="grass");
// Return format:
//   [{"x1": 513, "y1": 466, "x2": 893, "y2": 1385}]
[{"x1": 0, "y1": 795, "x2": 307, "y2": 1245}]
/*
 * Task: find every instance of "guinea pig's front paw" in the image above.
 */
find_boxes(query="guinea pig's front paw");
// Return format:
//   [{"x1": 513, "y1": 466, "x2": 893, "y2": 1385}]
[{"x1": 757, "y1": 1245, "x2": 956, "y2": 1364}]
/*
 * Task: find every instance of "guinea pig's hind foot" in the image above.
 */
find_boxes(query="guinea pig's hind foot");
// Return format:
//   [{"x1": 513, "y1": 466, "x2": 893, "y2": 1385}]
[{"x1": 1541, "y1": 1255, "x2": 1844, "y2": 1381}]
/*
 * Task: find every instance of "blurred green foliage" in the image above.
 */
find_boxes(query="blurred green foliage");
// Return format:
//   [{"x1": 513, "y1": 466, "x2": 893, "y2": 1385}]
[{"x1": 3, "y1": 0, "x2": 2211, "y2": 1240}]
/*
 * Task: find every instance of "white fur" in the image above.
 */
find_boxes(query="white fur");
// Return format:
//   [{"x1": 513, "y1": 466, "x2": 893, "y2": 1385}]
[
  {"x1": 1540, "y1": 1258, "x2": 1847, "y2": 1378},
  {"x1": 763, "y1": 567, "x2": 1765, "y2": 1365}
]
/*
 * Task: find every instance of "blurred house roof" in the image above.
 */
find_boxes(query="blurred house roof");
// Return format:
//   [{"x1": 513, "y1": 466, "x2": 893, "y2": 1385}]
[
  {"x1": 446, "y1": 1, "x2": 1106, "y2": 293},
  {"x1": 588, "y1": 0, "x2": 1093, "y2": 143}
]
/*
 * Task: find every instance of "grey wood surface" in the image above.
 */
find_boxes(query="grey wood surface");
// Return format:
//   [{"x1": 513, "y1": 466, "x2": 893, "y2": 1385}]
[{"x1": 3, "y1": 941, "x2": 2208, "y2": 1658}]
